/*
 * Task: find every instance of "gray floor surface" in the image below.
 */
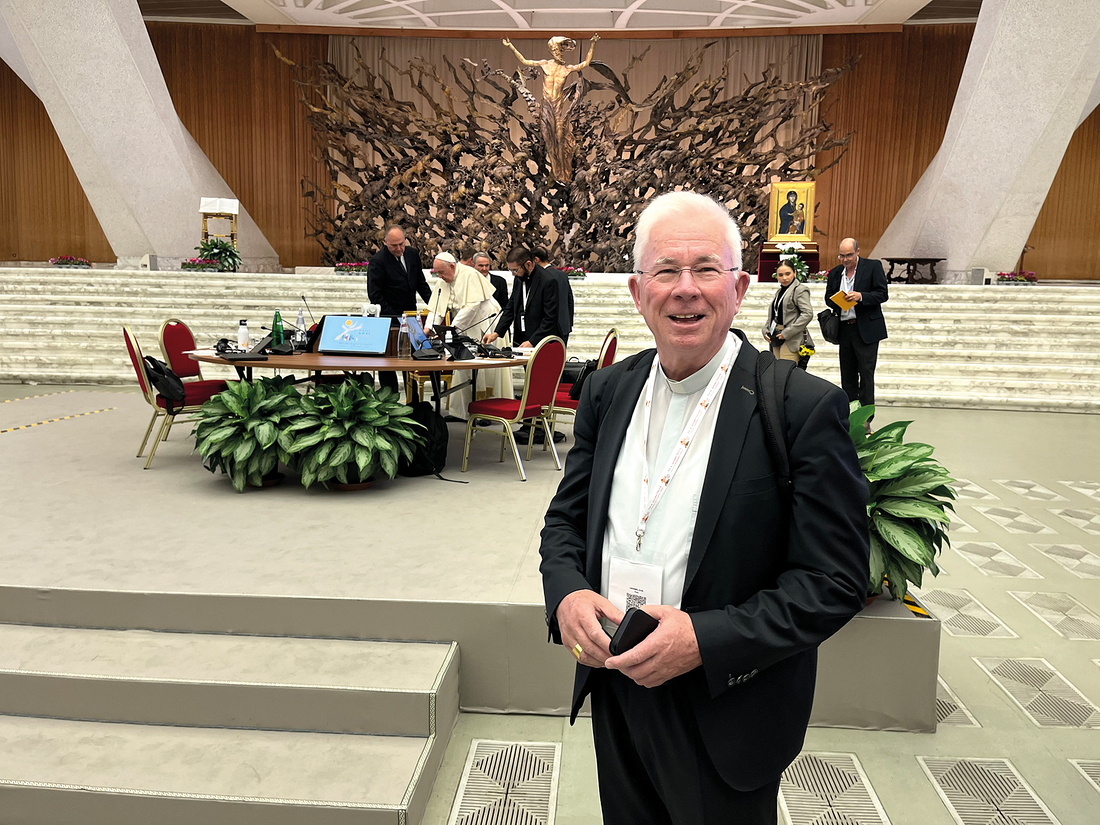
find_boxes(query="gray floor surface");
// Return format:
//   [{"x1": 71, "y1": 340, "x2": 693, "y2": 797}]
[{"x1": 2, "y1": 383, "x2": 1098, "y2": 824}]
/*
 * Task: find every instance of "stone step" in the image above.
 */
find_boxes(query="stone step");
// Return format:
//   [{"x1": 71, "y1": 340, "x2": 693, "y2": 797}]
[
  {"x1": 0, "y1": 714, "x2": 441, "y2": 825},
  {"x1": 0, "y1": 624, "x2": 458, "y2": 736}
]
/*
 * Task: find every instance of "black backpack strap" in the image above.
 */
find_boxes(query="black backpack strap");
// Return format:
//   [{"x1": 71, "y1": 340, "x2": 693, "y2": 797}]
[{"x1": 754, "y1": 350, "x2": 796, "y2": 507}]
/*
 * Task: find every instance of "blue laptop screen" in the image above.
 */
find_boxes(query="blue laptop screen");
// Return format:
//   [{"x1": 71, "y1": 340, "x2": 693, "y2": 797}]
[
  {"x1": 317, "y1": 315, "x2": 391, "y2": 355},
  {"x1": 405, "y1": 316, "x2": 433, "y2": 352}
]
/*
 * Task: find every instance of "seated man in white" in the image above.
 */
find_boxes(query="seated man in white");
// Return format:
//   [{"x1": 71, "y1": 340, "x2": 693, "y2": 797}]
[{"x1": 425, "y1": 252, "x2": 501, "y2": 419}]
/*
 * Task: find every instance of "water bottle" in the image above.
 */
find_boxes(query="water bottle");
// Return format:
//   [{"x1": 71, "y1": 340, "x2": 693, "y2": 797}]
[
  {"x1": 295, "y1": 308, "x2": 307, "y2": 345},
  {"x1": 272, "y1": 310, "x2": 285, "y2": 346},
  {"x1": 237, "y1": 319, "x2": 249, "y2": 350},
  {"x1": 398, "y1": 315, "x2": 412, "y2": 357}
]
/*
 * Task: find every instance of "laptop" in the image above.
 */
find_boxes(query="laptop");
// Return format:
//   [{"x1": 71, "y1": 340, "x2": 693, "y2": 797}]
[
  {"x1": 405, "y1": 315, "x2": 434, "y2": 352},
  {"x1": 316, "y1": 314, "x2": 392, "y2": 356}
]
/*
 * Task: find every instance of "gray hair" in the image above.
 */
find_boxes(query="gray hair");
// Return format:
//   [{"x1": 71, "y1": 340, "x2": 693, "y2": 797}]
[
  {"x1": 473, "y1": 252, "x2": 492, "y2": 264},
  {"x1": 633, "y1": 191, "x2": 742, "y2": 272}
]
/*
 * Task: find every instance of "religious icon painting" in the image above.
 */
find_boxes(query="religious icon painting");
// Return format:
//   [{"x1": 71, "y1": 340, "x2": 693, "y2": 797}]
[{"x1": 768, "y1": 181, "x2": 816, "y2": 242}]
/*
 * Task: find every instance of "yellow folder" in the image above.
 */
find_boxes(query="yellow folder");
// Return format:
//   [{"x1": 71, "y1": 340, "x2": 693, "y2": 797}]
[{"x1": 830, "y1": 290, "x2": 858, "y2": 311}]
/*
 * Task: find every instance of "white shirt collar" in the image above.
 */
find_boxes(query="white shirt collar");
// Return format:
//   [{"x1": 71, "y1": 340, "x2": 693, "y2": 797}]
[{"x1": 657, "y1": 332, "x2": 738, "y2": 396}]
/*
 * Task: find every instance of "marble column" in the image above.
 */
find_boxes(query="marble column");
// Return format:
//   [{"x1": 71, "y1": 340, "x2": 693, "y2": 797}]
[
  {"x1": 0, "y1": 0, "x2": 279, "y2": 270},
  {"x1": 872, "y1": 0, "x2": 1100, "y2": 274}
]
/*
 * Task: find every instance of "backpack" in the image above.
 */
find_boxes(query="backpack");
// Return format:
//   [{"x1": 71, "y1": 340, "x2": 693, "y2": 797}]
[
  {"x1": 398, "y1": 401, "x2": 459, "y2": 481},
  {"x1": 143, "y1": 356, "x2": 186, "y2": 413},
  {"x1": 754, "y1": 350, "x2": 796, "y2": 509}
]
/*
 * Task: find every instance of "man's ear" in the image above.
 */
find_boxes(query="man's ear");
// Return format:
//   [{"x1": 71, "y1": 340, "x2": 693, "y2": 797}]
[
  {"x1": 627, "y1": 273, "x2": 643, "y2": 314},
  {"x1": 525, "y1": 260, "x2": 535, "y2": 274}
]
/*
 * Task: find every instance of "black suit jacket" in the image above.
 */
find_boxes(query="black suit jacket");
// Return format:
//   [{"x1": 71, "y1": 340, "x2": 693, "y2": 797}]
[
  {"x1": 366, "y1": 246, "x2": 431, "y2": 317},
  {"x1": 543, "y1": 266, "x2": 575, "y2": 338},
  {"x1": 489, "y1": 273, "x2": 509, "y2": 314},
  {"x1": 494, "y1": 264, "x2": 568, "y2": 345},
  {"x1": 539, "y1": 332, "x2": 869, "y2": 790},
  {"x1": 825, "y1": 257, "x2": 889, "y2": 344}
]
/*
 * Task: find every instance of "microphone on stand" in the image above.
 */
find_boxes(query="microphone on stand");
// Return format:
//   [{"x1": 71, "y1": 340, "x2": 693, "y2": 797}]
[{"x1": 300, "y1": 295, "x2": 316, "y2": 324}]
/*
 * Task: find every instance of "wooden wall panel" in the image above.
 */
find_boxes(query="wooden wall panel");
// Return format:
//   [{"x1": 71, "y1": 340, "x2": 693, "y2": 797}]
[{"x1": 813, "y1": 25, "x2": 975, "y2": 260}]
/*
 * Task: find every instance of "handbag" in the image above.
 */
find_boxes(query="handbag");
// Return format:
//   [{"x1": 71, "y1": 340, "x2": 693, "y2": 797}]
[{"x1": 817, "y1": 308, "x2": 840, "y2": 345}]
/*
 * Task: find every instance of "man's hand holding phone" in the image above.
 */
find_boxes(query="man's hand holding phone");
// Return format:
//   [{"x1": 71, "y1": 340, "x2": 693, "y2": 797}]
[
  {"x1": 555, "y1": 589, "x2": 623, "y2": 668},
  {"x1": 605, "y1": 604, "x2": 702, "y2": 688}
]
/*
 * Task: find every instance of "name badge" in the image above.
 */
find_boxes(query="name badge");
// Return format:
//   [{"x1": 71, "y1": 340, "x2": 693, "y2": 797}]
[{"x1": 608, "y1": 554, "x2": 663, "y2": 614}]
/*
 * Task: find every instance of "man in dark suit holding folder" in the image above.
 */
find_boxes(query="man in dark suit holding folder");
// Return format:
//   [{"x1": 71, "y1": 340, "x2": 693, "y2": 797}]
[
  {"x1": 539, "y1": 192, "x2": 869, "y2": 823},
  {"x1": 825, "y1": 239, "x2": 889, "y2": 417}
]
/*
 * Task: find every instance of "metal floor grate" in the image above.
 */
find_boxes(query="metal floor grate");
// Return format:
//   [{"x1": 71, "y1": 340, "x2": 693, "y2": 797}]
[
  {"x1": 994, "y1": 480, "x2": 1066, "y2": 501},
  {"x1": 1070, "y1": 760, "x2": 1100, "y2": 797},
  {"x1": 954, "y1": 542, "x2": 1041, "y2": 578},
  {"x1": 919, "y1": 757, "x2": 1061, "y2": 825},
  {"x1": 954, "y1": 479, "x2": 998, "y2": 500},
  {"x1": 1030, "y1": 544, "x2": 1100, "y2": 579},
  {"x1": 447, "y1": 740, "x2": 561, "y2": 825},
  {"x1": 920, "y1": 589, "x2": 1017, "y2": 637},
  {"x1": 1059, "y1": 481, "x2": 1100, "y2": 501},
  {"x1": 1009, "y1": 591, "x2": 1100, "y2": 640},
  {"x1": 779, "y1": 752, "x2": 890, "y2": 825},
  {"x1": 973, "y1": 506, "x2": 1055, "y2": 534},
  {"x1": 1048, "y1": 508, "x2": 1100, "y2": 535},
  {"x1": 936, "y1": 677, "x2": 980, "y2": 727},
  {"x1": 974, "y1": 657, "x2": 1100, "y2": 729}
]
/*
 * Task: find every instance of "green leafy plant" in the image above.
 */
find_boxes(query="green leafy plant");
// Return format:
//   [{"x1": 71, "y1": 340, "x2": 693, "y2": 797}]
[
  {"x1": 192, "y1": 377, "x2": 301, "y2": 492},
  {"x1": 849, "y1": 404, "x2": 956, "y2": 601},
  {"x1": 194, "y1": 238, "x2": 242, "y2": 272},
  {"x1": 283, "y1": 380, "x2": 425, "y2": 488}
]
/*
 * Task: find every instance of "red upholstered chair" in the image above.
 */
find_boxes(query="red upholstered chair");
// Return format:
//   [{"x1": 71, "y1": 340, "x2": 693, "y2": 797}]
[
  {"x1": 462, "y1": 335, "x2": 567, "y2": 481},
  {"x1": 124, "y1": 326, "x2": 225, "y2": 469},
  {"x1": 158, "y1": 318, "x2": 231, "y2": 443},
  {"x1": 551, "y1": 327, "x2": 619, "y2": 432}
]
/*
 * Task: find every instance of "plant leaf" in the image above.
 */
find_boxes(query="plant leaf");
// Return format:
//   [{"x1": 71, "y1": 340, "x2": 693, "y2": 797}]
[
  {"x1": 876, "y1": 497, "x2": 951, "y2": 524},
  {"x1": 868, "y1": 532, "x2": 887, "y2": 595},
  {"x1": 233, "y1": 437, "x2": 257, "y2": 464},
  {"x1": 878, "y1": 471, "x2": 955, "y2": 498},
  {"x1": 289, "y1": 431, "x2": 325, "y2": 453},
  {"x1": 328, "y1": 440, "x2": 353, "y2": 468},
  {"x1": 872, "y1": 513, "x2": 934, "y2": 566},
  {"x1": 255, "y1": 421, "x2": 277, "y2": 450}
]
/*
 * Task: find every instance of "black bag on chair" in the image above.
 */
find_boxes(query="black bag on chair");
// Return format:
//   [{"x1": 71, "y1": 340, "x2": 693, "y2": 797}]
[
  {"x1": 143, "y1": 356, "x2": 186, "y2": 413},
  {"x1": 817, "y1": 308, "x2": 840, "y2": 345},
  {"x1": 567, "y1": 359, "x2": 598, "y2": 400}
]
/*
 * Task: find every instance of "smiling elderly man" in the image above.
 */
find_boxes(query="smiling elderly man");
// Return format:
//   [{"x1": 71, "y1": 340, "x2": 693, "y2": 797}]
[{"x1": 539, "y1": 191, "x2": 869, "y2": 824}]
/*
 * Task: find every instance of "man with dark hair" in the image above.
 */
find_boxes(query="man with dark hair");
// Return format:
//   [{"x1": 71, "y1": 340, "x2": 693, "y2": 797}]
[
  {"x1": 539, "y1": 191, "x2": 868, "y2": 824},
  {"x1": 825, "y1": 237, "x2": 888, "y2": 425},
  {"x1": 533, "y1": 247, "x2": 575, "y2": 341},
  {"x1": 366, "y1": 225, "x2": 432, "y2": 391},
  {"x1": 483, "y1": 247, "x2": 567, "y2": 348}
]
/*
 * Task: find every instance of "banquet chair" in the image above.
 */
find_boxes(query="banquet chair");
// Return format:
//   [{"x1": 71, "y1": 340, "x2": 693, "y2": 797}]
[
  {"x1": 124, "y1": 326, "x2": 225, "y2": 469},
  {"x1": 551, "y1": 327, "x2": 619, "y2": 433},
  {"x1": 158, "y1": 318, "x2": 231, "y2": 441},
  {"x1": 461, "y1": 335, "x2": 566, "y2": 481}
]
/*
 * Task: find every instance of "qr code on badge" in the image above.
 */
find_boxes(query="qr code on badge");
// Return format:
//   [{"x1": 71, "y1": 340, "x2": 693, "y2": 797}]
[{"x1": 626, "y1": 589, "x2": 647, "y2": 610}]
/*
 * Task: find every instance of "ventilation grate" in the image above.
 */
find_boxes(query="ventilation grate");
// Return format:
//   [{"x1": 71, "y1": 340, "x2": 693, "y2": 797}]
[
  {"x1": 447, "y1": 741, "x2": 560, "y2": 825},
  {"x1": 954, "y1": 542, "x2": 1041, "y2": 578},
  {"x1": 919, "y1": 757, "x2": 1061, "y2": 825},
  {"x1": 1070, "y1": 760, "x2": 1100, "y2": 798},
  {"x1": 1009, "y1": 591, "x2": 1100, "y2": 640},
  {"x1": 779, "y1": 752, "x2": 890, "y2": 825},
  {"x1": 936, "y1": 677, "x2": 980, "y2": 727},
  {"x1": 1030, "y1": 544, "x2": 1100, "y2": 579},
  {"x1": 954, "y1": 479, "x2": 998, "y2": 500},
  {"x1": 1048, "y1": 508, "x2": 1100, "y2": 535},
  {"x1": 1059, "y1": 481, "x2": 1100, "y2": 501},
  {"x1": 975, "y1": 657, "x2": 1100, "y2": 729},
  {"x1": 973, "y1": 506, "x2": 1055, "y2": 534},
  {"x1": 994, "y1": 480, "x2": 1066, "y2": 501},
  {"x1": 921, "y1": 589, "x2": 1017, "y2": 637}
]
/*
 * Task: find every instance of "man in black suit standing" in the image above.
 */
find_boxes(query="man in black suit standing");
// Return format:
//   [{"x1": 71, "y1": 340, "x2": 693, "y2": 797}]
[
  {"x1": 367, "y1": 225, "x2": 431, "y2": 391},
  {"x1": 473, "y1": 252, "x2": 509, "y2": 312},
  {"x1": 539, "y1": 191, "x2": 868, "y2": 824},
  {"x1": 482, "y1": 247, "x2": 567, "y2": 348},
  {"x1": 825, "y1": 238, "x2": 888, "y2": 420},
  {"x1": 533, "y1": 246, "x2": 575, "y2": 342}
]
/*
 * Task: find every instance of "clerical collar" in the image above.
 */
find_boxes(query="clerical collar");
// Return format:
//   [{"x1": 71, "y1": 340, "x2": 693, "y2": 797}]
[{"x1": 657, "y1": 332, "x2": 736, "y2": 395}]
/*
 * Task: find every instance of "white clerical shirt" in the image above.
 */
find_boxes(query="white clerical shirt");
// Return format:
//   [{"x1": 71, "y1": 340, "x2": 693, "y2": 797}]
[{"x1": 600, "y1": 332, "x2": 740, "y2": 613}]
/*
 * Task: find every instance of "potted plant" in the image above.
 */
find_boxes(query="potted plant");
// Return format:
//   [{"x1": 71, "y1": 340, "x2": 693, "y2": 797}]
[
  {"x1": 283, "y1": 380, "x2": 425, "y2": 489},
  {"x1": 849, "y1": 404, "x2": 956, "y2": 601},
  {"x1": 181, "y1": 257, "x2": 219, "y2": 272},
  {"x1": 194, "y1": 238, "x2": 242, "y2": 272},
  {"x1": 335, "y1": 261, "x2": 371, "y2": 273},
  {"x1": 50, "y1": 255, "x2": 91, "y2": 269},
  {"x1": 192, "y1": 377, "x2": 300, "y2": 492}
]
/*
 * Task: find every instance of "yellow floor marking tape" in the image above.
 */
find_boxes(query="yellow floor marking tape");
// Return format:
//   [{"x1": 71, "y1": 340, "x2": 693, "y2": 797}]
[
  {"x1": 2, "y1": 390, "x2": 77, "y2": 403},
  {"x1": 0, "y1": 407, "x2": 117, "y2": 434}
]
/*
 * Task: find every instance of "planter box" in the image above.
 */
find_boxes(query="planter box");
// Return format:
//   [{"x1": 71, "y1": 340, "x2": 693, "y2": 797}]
[{"x1": 810, "y1": 593, "x2": 940, "y2": 732}]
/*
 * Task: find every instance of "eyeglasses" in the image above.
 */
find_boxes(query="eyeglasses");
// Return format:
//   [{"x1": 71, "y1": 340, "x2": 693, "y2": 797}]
[
  {"x1": 838, "y1": 253, "x2": 857, "y2": 261},
  {"x1": 635, "y1": 265, "x2": 736, "y2": 285}
]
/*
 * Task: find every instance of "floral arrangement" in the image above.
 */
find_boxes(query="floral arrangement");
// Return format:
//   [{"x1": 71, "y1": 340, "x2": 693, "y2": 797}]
[
  {"x1": 775, "y1": 242, "x2": 809, "y2": 282},
  {"x1": 996, "y1": 271, "x2": 1037, "y2": 284},
  {"x1": 335, "y1": 261, "x2": 371, "y2": 272},
  {"x1": 808, "y1": 270, "x2": 830, "y2": 282},
  {"x1": 182, "y1": 258, "x2": 219, "y2": 271},
  {"x1": 561, "y1": 266, "x2": 588, "y2": 279},
  {"x1": 49, "y1": 255, "x2": 91, "y2": 268}
]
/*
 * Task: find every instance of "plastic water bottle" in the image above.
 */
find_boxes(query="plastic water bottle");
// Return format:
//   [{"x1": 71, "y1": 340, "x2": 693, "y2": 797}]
[
  {"x1": 295, "y1": 308, "x2": 307, "y2": 345},
  {"x1": 237, "y1": 319, "x2": 249, "y2": 350},
  {"x1": 398, "y1": 316, "x2": 412, "y2": 357}
]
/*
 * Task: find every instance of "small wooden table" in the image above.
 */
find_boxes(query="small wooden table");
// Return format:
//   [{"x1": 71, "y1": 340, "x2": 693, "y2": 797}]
[
  {"x1": 883, "y1": 257, "x2": 946, "y2": 284},
  {"x1": 188, "y1": 350, "x2": 528, "y2": 414}
]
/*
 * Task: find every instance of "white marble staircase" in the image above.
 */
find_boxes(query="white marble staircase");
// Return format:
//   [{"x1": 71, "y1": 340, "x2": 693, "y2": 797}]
[{"x1": 0, "y1": 267, "x2": 1097, "y2": 412}]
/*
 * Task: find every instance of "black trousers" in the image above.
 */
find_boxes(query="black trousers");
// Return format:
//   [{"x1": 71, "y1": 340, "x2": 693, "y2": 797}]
[
  {"x1": 838, "y1": 320, "x2": 879, "y2": 411},
  {"x1": 590, "y1": 670, "x2": 780, "y2": 825},
  {"x1": 379, "y1": 371, "x2": 399, "y2": 393}
]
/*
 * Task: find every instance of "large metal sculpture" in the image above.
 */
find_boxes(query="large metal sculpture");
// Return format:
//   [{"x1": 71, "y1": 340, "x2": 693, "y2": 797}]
[{"x1": 278, "y1": 39, "x2": 855, "y2": 271}]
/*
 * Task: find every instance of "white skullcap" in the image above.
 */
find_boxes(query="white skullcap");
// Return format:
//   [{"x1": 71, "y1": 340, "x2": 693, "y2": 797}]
[{"x1": 434, "y1": 252, "x2": 457, "y2": 264}]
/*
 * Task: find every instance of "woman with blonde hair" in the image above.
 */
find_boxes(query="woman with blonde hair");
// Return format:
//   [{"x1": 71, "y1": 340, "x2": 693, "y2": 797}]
[{"x1": 762, "y1": 259, "x2": 815, "y2": 370}]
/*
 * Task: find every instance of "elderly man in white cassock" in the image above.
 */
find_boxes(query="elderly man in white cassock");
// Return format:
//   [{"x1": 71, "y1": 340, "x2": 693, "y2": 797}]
[{"x1": 426, "y1": 252, "x2": 503, "y2": 419}]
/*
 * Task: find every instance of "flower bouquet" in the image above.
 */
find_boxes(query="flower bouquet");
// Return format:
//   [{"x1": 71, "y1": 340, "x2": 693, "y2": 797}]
[
  {"x1": 775, "y1": 242, "x2": 809, "y2": 282},
  {"x1": 182, "y1": 257, "x2": 220, "y2": 272},
  {"x1": 335, "y1": 261, "x2": 371, "y2": 273},
  {"x1": 561, "y1": 266, "x2": 588, "y2": 279},
  {"x1": 50, "y1": 255, "x2": 91, "y2": 269},
  {"x1": 996, "y1": 271, "x2": 1037, "y2": 285}
]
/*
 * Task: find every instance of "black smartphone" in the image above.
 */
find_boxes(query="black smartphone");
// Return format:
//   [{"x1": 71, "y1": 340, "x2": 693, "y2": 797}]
[{"x1": 609, "y1": 607, "x2": 660, "y2": 655}]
